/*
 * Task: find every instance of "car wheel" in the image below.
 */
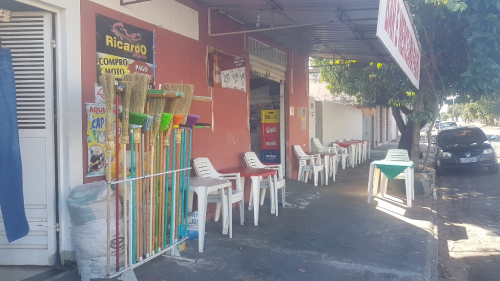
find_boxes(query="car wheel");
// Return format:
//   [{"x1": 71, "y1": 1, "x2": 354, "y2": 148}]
[{"x1": 488, "y1": 164, "x2": 499, "y2": 174}]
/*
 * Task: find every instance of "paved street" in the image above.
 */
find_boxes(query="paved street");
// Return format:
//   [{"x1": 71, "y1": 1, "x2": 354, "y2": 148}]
[{"x1": 436, "y1": 125, "x2": 500, "y2": 281}]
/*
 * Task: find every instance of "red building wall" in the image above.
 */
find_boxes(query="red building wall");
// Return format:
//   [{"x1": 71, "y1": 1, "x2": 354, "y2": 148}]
[{"x1": 80, "y1": 0, "x2": 308, "y2": 216}]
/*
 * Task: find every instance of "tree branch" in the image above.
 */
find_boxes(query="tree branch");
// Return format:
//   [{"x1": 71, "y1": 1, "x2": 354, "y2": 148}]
[
  {"x1": 391, "y1": 106, "x2": 408, "y2": 134},
  {"x1": 398, "y1": 105, "x2": 413, "y2": 116}
]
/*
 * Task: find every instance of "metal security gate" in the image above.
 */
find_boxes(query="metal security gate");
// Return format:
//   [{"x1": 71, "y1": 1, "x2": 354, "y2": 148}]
[{"x1": 0, "y1": 12, "x2": 57, "y2": 265}]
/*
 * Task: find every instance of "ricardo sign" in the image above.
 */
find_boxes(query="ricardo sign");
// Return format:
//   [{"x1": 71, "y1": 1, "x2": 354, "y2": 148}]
[
  {"x1": 376, "y1": 0, "x2": 421, "y2": 89},
  {"x1": 96, "y1": 14, "x2": 154, "y2": 82}
]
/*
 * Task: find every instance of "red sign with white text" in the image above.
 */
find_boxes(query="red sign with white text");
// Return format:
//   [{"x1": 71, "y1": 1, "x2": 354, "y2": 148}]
[{"x1": 376, "y1": 0, "x2": 421, "y2": 89}]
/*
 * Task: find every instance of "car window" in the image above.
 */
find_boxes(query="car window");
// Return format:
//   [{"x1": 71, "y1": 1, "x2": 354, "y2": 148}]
[
  {"x1": 440, "y1": 122, "x2": 457, "y2": 128},
  {"x1": 438, "y1": 129, "x2": 486, "y2": 144}
]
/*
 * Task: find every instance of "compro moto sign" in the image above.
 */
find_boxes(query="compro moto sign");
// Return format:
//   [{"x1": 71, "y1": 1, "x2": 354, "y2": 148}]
[{"x1": 376, "y1": 0, "x2": 421, "y2": 89}]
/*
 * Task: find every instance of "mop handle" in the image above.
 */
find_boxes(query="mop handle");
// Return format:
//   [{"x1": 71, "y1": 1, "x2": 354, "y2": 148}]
[
  {"x1": 165, "y1": 142, "x2": 170, "y2": 246},
  {"x1": 115, "y1": 94, "x2": 120, "y2": 272},
  {"x1": 185, "y1": 129, "x2": 193, "y2": 237},
  {"x1": 122, "y1": 144, "x2": 127, "y2": 268},
  {"x1": 170, "y1": 131, "x2": 176, "y2": 245},
  {"x1": 130, "y1": 128, "x2": 136, "y2": 264}
]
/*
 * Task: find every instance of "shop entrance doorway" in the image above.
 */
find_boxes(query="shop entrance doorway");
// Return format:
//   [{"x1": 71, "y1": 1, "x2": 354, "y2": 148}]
[{"x1": 249, "y1": 76, "x2": 285, "y2": 174}]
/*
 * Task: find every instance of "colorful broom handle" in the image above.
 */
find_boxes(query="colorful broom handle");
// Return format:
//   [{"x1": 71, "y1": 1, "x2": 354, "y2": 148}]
[
  {"x1": 115, "y1": 94, "x2": 120, "y2": 272},
  {"x1": 184, "y1": 129, "x2": 193, "y2": 237},
  {"x1": 130, "y1": 128, "x2": 136, "y2": 264},
  {"x1": 182, "y1": 129, "x2": 187, "y2": 237},
  {"x1": 165, "y1": 140, "x2": 170, "y2": 246},
  {"x1": 170, "y1": 130, "x2": 177, "y2": 245},
  {"x1": 142, "y1": 133, "x2": 146, "y2": 259},
  {"x1": 122, "y1": 143, "x2": 127, "y2": 268},
  {"x1": 155, "y1": 136, "x2": 159, "y2": 251},
  {"x1": 180, "y1": 130, "x2": 185, "y2": 237}
]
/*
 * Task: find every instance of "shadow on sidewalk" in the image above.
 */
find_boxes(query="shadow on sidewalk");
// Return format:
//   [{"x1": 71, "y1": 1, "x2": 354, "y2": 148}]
[{"x1": 62, "y1": 144, "x2": 438, "y2": 281}]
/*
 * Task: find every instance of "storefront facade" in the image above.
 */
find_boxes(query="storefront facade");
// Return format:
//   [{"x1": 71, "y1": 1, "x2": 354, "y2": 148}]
[
  {"x1": 0, "y1": 0, "x2": 309, "y2": 265},
  {"x1": 2, "y1": 0, "x2": 414, "y2": 267}
]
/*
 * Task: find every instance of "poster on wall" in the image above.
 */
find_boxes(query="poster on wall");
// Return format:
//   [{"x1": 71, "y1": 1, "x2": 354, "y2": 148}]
[
  {"x1": 96, "y1": 14, "x2": 154, "y2": 83},
  {"x1": 86, "y1": 103, "x2": 122, "y2": 178},
  {"x1": 208, "y1": 48, "x2": 246, "y2": 91}
]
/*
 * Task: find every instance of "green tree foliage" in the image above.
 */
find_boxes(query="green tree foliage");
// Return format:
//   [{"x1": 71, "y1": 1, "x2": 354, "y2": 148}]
[
  {"x1": 447, "y1": 103, "x2": 465, "y2": 120},
  {"x1": 313, "y1": 0, "x2": 500, "y2": 164},
  {"x1": 440, "y1": 112, "x2": 451, "y2": 121}
]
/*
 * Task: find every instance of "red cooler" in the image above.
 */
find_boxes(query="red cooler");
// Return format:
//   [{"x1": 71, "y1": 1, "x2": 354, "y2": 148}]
[{"x1": 261, "y1": 123, "x2": 280, "y2": 149}]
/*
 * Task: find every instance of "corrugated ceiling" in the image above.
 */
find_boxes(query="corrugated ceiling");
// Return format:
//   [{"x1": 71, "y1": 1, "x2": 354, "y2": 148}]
[{"x1": 199, "y1": 0, "x2": 393, "y2": 62}]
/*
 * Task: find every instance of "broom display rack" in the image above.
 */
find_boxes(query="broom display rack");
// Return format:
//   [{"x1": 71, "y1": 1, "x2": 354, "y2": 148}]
[{"x1": 99, "y1": 73, "x2": 209, "y2": 278}]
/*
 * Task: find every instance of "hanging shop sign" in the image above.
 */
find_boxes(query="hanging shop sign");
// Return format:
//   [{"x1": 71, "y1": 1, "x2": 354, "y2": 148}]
[
  {"x1": 86, "y1": 103, "x2": 122, "y2": 178},
  {"x1": 96, "y1": 14, "x2": 154, "y2": 82},
  {"x1": 376, "y1": 0, "x2": 421, "y2": 89},
  {"x1": 208, "y1": 49, "x2": 246, "y2": 91}
]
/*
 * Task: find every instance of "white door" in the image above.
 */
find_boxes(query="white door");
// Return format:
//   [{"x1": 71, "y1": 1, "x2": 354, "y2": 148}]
[{"x1": 0, "y1": 12, "x2": 57, "y2": 265}]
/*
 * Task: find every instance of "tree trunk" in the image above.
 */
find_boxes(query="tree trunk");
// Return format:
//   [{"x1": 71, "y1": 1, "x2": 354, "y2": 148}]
[
  {"x1": 411, "y1": 98, "x2": 424, "y2": 165},
  {"x1": 391, "y1": 106, "x2": 413, "y2": 155}
]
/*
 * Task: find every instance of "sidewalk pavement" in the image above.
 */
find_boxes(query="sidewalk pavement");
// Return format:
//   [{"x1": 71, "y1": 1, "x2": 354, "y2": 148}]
[{"x1": 11, "y1": 142, "x2": 438, "y2": 281}]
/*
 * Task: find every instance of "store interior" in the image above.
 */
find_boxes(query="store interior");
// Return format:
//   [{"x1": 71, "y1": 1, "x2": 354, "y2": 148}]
[{"x1": 249, "y1": 74, "x2": 281, "y2": 164}]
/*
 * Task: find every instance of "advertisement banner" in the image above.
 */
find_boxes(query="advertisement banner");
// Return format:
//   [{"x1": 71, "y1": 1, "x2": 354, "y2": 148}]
[
  {"x1": 208, "y1": 50, "x2": 246, "y2": 91},
  {"x1": 376, "y1": 0, "x2": 421, "y2": 89},
  {"x1": 96, "y1": 14, "x2": 154, "y2": 81},
  {"x1": 86, "y1": 103, "x2": 122, "y2": 178}
]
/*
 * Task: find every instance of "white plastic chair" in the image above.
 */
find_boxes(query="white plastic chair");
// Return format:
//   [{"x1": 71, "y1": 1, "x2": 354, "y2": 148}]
[
  {"x1": 192, "y1": 157, "x2": 244, "y2": 238},
  {"x1": 334, "y1": 140, "x2": 356, "y2": 168},
  {"x1": 293, "y1": 145, "x2": 324, "y2": 186},
  {"x1": 369, "y1": 149, "x2": 414, "y2": 207},
  {"x1": 311, "y1": 138, "x2": 338, "y2": 182},
  {"x1": 244, "y1": 152, "x2": 286, "y2": 215}
]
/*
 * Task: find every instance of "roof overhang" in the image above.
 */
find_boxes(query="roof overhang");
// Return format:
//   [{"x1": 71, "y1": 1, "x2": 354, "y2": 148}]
[
  {"x1": 200, "y1": 0, "x2": 421, "y2": 88},
  {"x1": 200, "y1": 0, "x2": 394, "y2": 63}
]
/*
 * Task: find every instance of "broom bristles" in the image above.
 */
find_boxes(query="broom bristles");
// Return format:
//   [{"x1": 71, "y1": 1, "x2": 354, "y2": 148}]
[
  {"x1": 142, "y1": 115, "x2": 153, "y2": 131},
  {"x1": 162, "y1": 83, "x2": 181, "y2": 145},
  {"x1": 185, "y1": 114, "x2": 200, "y2": 128},
  {"x1": 149, "y1": 96, "x2": 167, "y2": 146},
  {"x1": 99, "y1": 73, "x2": 116, "y2": 152},
  {"x1": 178, "y1": 84, "x2": 194, "y2": 125},
  {"x1": 159, "y1": 113, "x2": 173, "y2": 132},
  {"x1": 130, "y1": 74, "x2": 151, "y2": 113},
  {"x1": 120, "y1": 81, "x2": 132, "y2": 144}
]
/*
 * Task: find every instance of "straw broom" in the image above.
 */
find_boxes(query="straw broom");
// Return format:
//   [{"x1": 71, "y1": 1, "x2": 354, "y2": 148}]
[
  {"x1": 171, "y1": 84, "x2": 184, "y2": 240},
  {"x1": 148, "y1": 94, "x2": 166, "y2": 255},
  {"x1": 159, "y1": 112, "x2": 173, "y2": 248},
  {"x1": 120, "y1": 80, "x2": 132, "y2": 268},
  {"x1": 127, "y1": 73, "x2": 150, "y2": 260},
  {"x1": 162, "y1": 83, "x2": 181, "y2": 244},
  {"x1": 100, "y1": 73, "x2": 115, "y2": 276},
  {"x1": 175, "y1": 84, "x2": 194, "y2": 240}
]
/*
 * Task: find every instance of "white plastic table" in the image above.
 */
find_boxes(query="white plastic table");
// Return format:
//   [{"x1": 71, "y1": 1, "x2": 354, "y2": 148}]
[
  {"x1": 367, "y1": 160, "x2": 415, "y2": 207},
  {"x1": 219, "y1": 167, "x2": 277, "y2": 226},
  {"x1": 189, "y1": 177, "x2": 231, "y2": 252}
]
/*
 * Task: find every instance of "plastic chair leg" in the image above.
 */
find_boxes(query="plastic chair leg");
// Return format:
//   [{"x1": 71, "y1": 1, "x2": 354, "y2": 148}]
[
  {"x1": 269, "y1": 176, "x2": 275, "y2": 214},
  {"x1": 221, "y1": 189, "x2": 228, "y2": 235},
  {"x1": 248, "y1": 190, "x2": 253, "y2": 211},
  {"x1": 313, "y1": 170, "x2": 318, "y2": 186},
  {"x1": 214, "y1": 202, "x2": 221, "y2": 222},
  {"x1": 196, "y1": 190, "x2": 207, "y2": 252},
  {"x1": 298, "y1": 166, "x2": 304, "y2": 181},
  {"x1": 239, "y1": 200, "x2": 244, "y2": 225},
  {"x1": 381, "y1": 174, "x2": 388, "y2": 197},
  {"x1": 367, "y1": 164, "x2": 375, "y2": 203},
  {"x1": 259, "y1": 188, "x2": 266, "y2": 205},
  {"x1": 281, "y1": 186, "x2": 286, "y2": 208}
]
